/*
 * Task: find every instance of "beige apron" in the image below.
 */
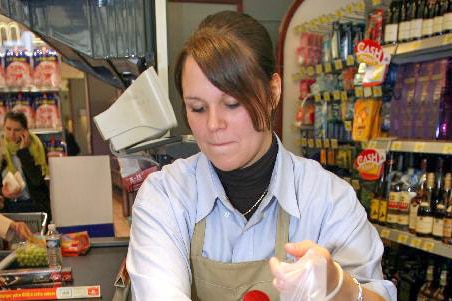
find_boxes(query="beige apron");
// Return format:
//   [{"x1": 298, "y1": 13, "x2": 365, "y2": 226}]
[{"x1": 190, "y1": 207, "x2": 290, "y2": 301}]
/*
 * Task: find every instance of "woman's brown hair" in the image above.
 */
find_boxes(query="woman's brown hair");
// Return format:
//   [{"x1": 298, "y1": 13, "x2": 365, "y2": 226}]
[{"x1": 174, "y1": 11, "x2": 276, "y2": 131}]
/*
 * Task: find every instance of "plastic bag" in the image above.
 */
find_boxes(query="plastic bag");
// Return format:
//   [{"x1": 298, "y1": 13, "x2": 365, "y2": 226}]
[{"x1": 272, "y1": 249, "x2": 327, "y2": 301}]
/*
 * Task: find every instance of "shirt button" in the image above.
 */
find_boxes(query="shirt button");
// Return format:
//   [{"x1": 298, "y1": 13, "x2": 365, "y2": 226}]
[{"x1": 224, "y1": 212, "x2": 230, "y2": 218}]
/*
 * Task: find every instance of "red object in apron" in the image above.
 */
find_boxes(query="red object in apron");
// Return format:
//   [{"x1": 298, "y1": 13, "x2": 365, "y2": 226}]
[{"x1": 242, "y1": 290, "x2": 271, "y2": 301}]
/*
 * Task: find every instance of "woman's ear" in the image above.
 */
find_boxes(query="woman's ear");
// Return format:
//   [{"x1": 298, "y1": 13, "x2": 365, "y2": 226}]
[{"x1": 270, "y1": 73, "x2": 282, "y2": 108}]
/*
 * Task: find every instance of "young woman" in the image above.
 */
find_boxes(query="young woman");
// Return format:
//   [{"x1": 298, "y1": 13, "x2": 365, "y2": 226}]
[
  {"x1": 127, "y1": 11, "x2": 396, "y2": 301},
  {"x1": 1, "y1": 111, "x2": 51, "y2": 221}
]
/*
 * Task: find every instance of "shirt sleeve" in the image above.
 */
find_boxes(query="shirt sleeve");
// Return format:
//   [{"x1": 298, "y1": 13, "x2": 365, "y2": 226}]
[
  {"x1": 0, "y1": 214, "x2": 13, "y2": 240},
  {"x1": 127, "y1": 172, "x2": 194, "y2": 301},
  {"x1": 318, "y1": 177, "x2": 397, "y2": 301}
]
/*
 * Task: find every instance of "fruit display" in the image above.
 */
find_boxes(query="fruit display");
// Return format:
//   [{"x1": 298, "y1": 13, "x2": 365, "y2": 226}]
[{"x1": 15, "y1": 242, "x2": 48, "y2": 267}]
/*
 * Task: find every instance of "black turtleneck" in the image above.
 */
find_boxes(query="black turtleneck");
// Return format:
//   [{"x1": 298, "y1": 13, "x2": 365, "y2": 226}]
[{"x1": 213, "y1": 135, "x2": 278, "y2": 219}]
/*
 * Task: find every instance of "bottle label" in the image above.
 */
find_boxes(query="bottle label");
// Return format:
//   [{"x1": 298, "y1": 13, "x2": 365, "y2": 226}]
[
  {"x1": 432, "y1": 218, "x2": 444, "y2": 237},
  {"x1": 370, "y1": 198, "x2": 380, "y2": 220},
  {"x1": 409, "y1": 202, "x2": 419, "y2": 231},
  {"x1": 410, "y1": 19, "x2": 423, "y2": 39},
  {"x1": 416, "y1": 216, "x2": 433, "y2": 234},
  {"x1": 379, "y1": 200, "x2": 388, "y2": 222},
  {"x1": 443, "y1": 218, "x2": 452, "y2": 239},
  {"x1": 444, "y1": 12, "x2": 452, "y2": 31},
  {"x1": 46, "y1": 238, "x2": 60, "y2": 248},
  {"x1": 384, "y1": 24, "x2": 398, "y2": 43},
  {"x1": 422, "y1": 19, "x2": 434, "y2": 36},
  {"x1": 398, "y1": 191, "x2": 413, "y2": 212},
  {"x1": 398, "y1": 214, "x2": 409, "y2": 226},
  {"x1": 399, "y1": 21, "x2": 410, "y2": 41},
  {"x1": 386, "y1": 213, "x2": 398, "y2": 224},
  {"x1": 388, "y1": 192, "x2": 400, "y2": 209},
  {"x1": 433, "y1": 16, "x2": 444, "y2": 34}
]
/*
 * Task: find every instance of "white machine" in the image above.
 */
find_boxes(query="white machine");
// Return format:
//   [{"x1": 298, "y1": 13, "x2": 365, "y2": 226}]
[{"x1": 93, "y1": 67, "x2": 177, "y2": 152}]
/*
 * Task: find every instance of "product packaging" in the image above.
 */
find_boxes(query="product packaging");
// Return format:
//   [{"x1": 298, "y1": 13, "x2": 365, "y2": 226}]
[{"x1": 271, "y1": 250, "x2": 327, "y2": 301}]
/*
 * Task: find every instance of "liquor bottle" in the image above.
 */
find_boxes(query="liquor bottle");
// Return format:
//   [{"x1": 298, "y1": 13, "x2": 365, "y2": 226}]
[
  {"x1": 409, "y1": 157, "x2": 428, "y2": 234},
  {"x1": 379, "y1": 154, "x2": 395, "y2": 225},
  {"x1": 432, "y1": 157, "x2": 445, "y2": 211},
  {"x1": 385, "y1": 1, "x2": 401, "y2": 44},
  {"x1": 433, "y1": 173, "x2": 450, "y2": 239},
  {"x1": 444, "y1": 0, "x2": 452, "y2": 32},
  {"x1": 416, "y1": 172, "x2": 435, "y2": 237},
  {"x1": 432, "y1": 269, "x2": 448, "y2": 300},
  {"x1": 417, "y1": 264, "x2": 435, "y2": 300},
  {"x1": 422, "y1": 0, "x2": 436, "y2": 37},
  {"x1": 443, "y1": 177, "x2": 452, "y2": 244},
  {"x1": 387, "y1": 154, "x2": 404, "y2": 227},
  {"x1": 433, "y1": 0, "x2": 447, "y2": 35},
  {"x1": 399, "y1": 0, "x2": 412, "y2": 42},
  {"x1": 410, "y1": 0, "x2": 425, "y2": 40},
  {"x1": 370, "y1": 164, "x2": 386, "y2": 223},
  {"x1": 436, "y1": 60, "x2": 452, "y2": 140},
  {"x1": 398, "y1": 154, "x2": 419, "y2": 230}
]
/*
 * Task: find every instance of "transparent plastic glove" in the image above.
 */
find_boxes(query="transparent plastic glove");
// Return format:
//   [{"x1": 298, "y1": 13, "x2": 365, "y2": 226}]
[{"x1": 271, "y1": 249, "x2": 327, "y2": 301}]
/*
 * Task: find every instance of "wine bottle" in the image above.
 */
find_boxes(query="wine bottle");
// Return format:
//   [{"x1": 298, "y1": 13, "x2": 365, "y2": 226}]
[
  {"x1": 385, "y1": 1, "x2": 401, "y2": 44},
  {"x1": 410, "y1": 0, "x2": 425, "y2": 40},
  {"x1": 422, "y1": 0, "x2": 436, "y2": 37},
  {"x1": 416, "y1": 172, "x2": 435, "y2": 237}
]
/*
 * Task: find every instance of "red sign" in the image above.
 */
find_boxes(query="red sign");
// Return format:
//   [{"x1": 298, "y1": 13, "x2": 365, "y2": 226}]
[
  {"x1": 355, "y1": 39, "x2": 384, "y2": 66},
  {"x1": 354, "y1": 149, "x2": 385, "y2": 181}
]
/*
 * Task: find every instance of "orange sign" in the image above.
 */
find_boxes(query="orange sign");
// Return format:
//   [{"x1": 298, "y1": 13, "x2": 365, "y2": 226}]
[
  {"x1": 355, "y1": 39, "x2": 384, "y2": 66},
  {"x1": 354, "y1": 149, "x2": 385, "y2": 180}
]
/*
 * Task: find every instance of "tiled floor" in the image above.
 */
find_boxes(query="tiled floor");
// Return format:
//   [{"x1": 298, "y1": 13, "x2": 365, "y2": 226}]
[{"x1": 113, "y1": 190, "x2": 131, "y2": 238}]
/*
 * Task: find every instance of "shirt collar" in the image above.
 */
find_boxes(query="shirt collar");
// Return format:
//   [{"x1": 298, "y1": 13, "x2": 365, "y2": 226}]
[{"x1": 194, "y1": 136, "x2": 301, "y2": 223}]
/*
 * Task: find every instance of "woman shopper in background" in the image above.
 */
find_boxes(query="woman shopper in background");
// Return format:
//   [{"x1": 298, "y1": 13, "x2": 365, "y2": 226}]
[
  {"x1": 127, "y1": 11, "x2": 396, "y2": 301},
  {"x1": 0, "y1": 111, "x2": 51, "y2": 221}
]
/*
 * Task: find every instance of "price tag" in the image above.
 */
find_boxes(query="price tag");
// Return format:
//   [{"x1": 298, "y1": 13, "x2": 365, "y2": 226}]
[
  {"x1": 331, "y1": 139, "x2": 338, "y2": 149},
  {"x1": 442, "y1": 34, "x2": 452, "y2": 45},
  {"x1": 315, "y1": 139, "x2": 323, "y2": 148},
  {"x1": 397, "y1": 234, "x2": 409, "y2": 244},
  {"x1": 380, "y1": 229, "x2": 390, "y2": 238},
  {"x1": 301, "y1": 138, "x2": 308, "y2": 147},
  {"x1": 315, "y1": 64, "x2": 323, "y2": 74},
  {"x1": 324, "y1": 139, "x2": 330, "y2": 148},
  {"x1": 414, "y1": 142, "x2": 426, "y2": 152},
  {"x1": 341, "y1": 91, "x2": 348, "y2": 101},
  {"x1": 299, "y1": 67, "x2": 306, "y2": 76},
  {"x1": 308, "y1": 139, "x2": 315, "y2": 148},
  {"x1": 391, "y1": 141, "x2": 402, "y2": 151},
  {"x1": 351, "y1": 179, "x2": 361, "y2": 190},
  {"x1": 364, "y1": 86, "x2": 373, "y2": 98},
  {"x1": 409, "y1": 238, "x2": 422, "y2": 248},
  {"x1": 372, "y1": 86, "x2": 383, "y2": 97},
  {"x1": 355, "y1": 87, "x2": 364, "y2": 98},
  {"x1": 368, "y1": 140, "x2": 377, "y2": 149},
  {"x1": 323, "y1": 92, "x2": 331, "y2": 101},
  {"x1": 442, "y1": 144, "x2": 452, "y2": 154},
  {"x1": 421, "y1": 241, "x2": 435, "y2": 252},
  {"x1": 372, "y1": 0, "x2": 382, "y2": 6},
  {"x1": 344, "y1": 121, "x2": 352, "y2": 131},
  {"x1": 333, "y1": 90, "x2": 341, "y2": 100},
  {"x1": 334, "y1": 59, "x2": 343, "y2": 70},
  {"x1": 324, "y1": 62, "x2": 332, "y2": 73},
  {"x1": 346, "y1": 55, "x2": 355, "y2": 66},
  {"x1": 292, "y1": 73, "x2": 301, "y2": 82},
  {"x1": 307, "y1": 66, "x2": 315, "y2": 76}
]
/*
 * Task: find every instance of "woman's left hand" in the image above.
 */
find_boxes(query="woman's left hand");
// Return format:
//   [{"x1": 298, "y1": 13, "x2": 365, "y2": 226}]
[
  {"x1": 19, "y1": 131, "x2": 31, "y2": 149},
  {"x1": 269, "y1": 240, "x2": 340, "y2": 296}
]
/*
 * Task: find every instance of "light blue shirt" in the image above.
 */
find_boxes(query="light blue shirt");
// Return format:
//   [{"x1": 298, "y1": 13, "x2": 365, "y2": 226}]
[{"x1": 127, "y1": 139, "x2": 397, "y2": 301}]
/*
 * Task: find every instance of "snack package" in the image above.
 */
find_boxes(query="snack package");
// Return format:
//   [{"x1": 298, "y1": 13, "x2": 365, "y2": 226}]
[
  {"x1": 5, "y1": 48, "x2": 32, "y2": 88},
  {"x1": 2, "y1": 171, "x2": 25, "y2": 193},
  {"x1": 61, "y1": 231, "x2": 90, "y2": 256},
  {"x1": 33, "y1": 48, "x2": 61, "y2": 88},
  {"x1": 9, "y1": 93, "x2": 35, "y2": 128},
  {"x1": 34, "y1": 93, "x2": 61, "y2": 129},
  {"x1": 271, "y1": 249, "x2": 327, "y2": 301}
]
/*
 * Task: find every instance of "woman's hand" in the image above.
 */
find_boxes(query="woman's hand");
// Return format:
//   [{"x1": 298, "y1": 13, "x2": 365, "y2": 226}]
[
  {"x1": 270, "y1": 240, "x2": 340, "y2": 297},
  {"x1": 10, "y1": 221, "x2": 34, "y2": 241},
  {"x1": 19, "y1": 131, "x2": 31, "y2": 149},
  {"x1": 2, "y1": 182, "x2": 21, "y2": 199}
]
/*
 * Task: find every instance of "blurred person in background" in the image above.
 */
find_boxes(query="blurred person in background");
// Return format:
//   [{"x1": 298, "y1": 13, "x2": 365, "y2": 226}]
[{"x1": 0, "y1": 111, "x2": 51, "y2": 221}]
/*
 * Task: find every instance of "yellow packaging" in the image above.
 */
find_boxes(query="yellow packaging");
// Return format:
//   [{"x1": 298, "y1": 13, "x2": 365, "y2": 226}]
[{"x1": 352, "y1": 99, "x2": 382, "y2": 141}]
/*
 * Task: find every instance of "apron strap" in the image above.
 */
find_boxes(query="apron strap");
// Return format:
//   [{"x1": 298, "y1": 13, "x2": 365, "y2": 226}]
[
  {"x1": 191, "y1": 218, "x2": 206, "y2": 256},
  {"x1": 274, "y1": 206, "x2": 290, "y2": 260}
]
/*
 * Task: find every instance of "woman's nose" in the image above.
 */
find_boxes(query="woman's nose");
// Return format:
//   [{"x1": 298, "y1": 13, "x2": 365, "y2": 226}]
[{"x1": 207, "y1": 108, "x2": 226, "y2": 131}]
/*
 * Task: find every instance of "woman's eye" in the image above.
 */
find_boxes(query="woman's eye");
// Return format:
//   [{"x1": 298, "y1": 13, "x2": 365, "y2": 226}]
[
  {"x1": 190, "y1": 106, "x2": 205, "y2": 113},
  {"x1": 226, "y1": 103, "x2": 240, "y2": 109}
]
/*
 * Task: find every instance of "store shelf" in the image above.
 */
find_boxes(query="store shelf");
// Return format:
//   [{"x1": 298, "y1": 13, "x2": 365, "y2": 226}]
[
  {"x1": 372, "y1": 223, "x2": 452, "y2": 259},
  {"x1": 390, "y1": 140, "x2": 452, "y2": 154},
  {"x1": 363, "y1": 138, "x2": 394, "y2": 151},
  {"x1": 387, "y1": 33, "x2": 452, "y2": 64},
  {"x1": 0, "y1": 87, "x2": 60, "y2": 93},
  {"x1": 31, "y1": 128, "x2": 63, "y2": 135}
]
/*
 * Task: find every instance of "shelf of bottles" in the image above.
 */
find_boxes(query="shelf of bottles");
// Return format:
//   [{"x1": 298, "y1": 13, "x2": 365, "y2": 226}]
[
  {"x1": 373, "y1": 223, "x2": 452, "y2": 259},
  {"x1": 366, "y1": 138, "x2": 452, "y2": 153}
]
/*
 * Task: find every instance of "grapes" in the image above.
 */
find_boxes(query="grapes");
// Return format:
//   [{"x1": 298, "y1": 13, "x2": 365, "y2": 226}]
[{"x1": 15, "y1": 243, "x2": 48, "y2": 267}]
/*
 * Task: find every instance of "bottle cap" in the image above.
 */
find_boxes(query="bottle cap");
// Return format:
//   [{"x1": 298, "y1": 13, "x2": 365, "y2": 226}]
[
  {"x1": 48, "y1": 224, "x2": 56, "y2": 231},
  {"x1": 242, "y1": 290, "x2": 270, "y2": 301}
]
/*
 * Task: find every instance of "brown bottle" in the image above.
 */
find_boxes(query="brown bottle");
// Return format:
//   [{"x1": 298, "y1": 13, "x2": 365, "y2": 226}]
[
  {"x1": 416, "y1": 172, "x2": 435, "y2": 237},
  {"x1": 432, "y1": 269, "x2": 448, "y2": 300},
  {"x1": 409, "y1": 158, "x2": 428, "y2": 234},
  {"x1": 379, "y1": 154, "x2": 395, "y2": 225},
  {"x1": 433, "y1": 173, "x2": 450, "y2": 240},
  {"x1": 443, "y1": 180, "x2": 452, "y2": 244},
  {"x1": 370, "y1": 164, "x2": 386, "y2": 223},
  {"x1": 417, "y1": 265, "x2": 435, "y2": 300}
]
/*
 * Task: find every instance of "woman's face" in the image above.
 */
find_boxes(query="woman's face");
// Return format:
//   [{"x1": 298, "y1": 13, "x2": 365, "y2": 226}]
[
  {"x1": 182, "y1": 56, "x2": 273, "y2": 171},
  {"x1": 4, "y1": 119, "x2": 25, "y2": 144}
]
